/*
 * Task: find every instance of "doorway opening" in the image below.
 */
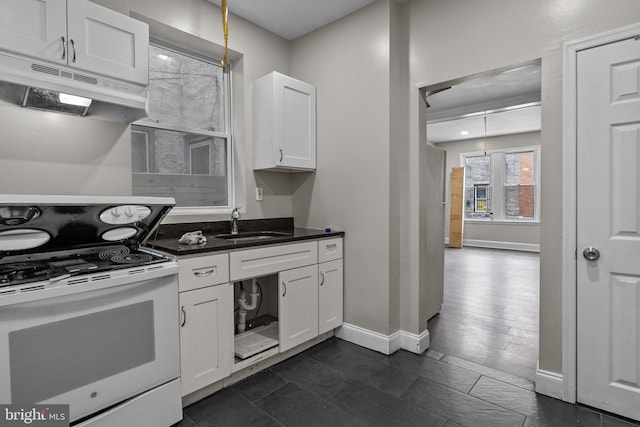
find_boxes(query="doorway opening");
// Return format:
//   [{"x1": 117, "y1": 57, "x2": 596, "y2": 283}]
[{"x1": 422, "y1": 59, "x2": 542, "y2": 383}]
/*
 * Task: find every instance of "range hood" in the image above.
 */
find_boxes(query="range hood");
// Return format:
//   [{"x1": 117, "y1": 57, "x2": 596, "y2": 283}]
[{"x1": 0, "y1": 50, "x2": 148, "y2": 123}]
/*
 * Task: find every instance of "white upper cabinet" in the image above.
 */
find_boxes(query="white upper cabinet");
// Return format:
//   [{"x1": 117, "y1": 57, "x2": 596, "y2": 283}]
[
  {"x1": 253, "y1": 72, "x2": 316, "y2": 171},
  {"x1": 0, "y1": 0, "x2": 148, "y2": 85},
  {"x1": 0, "y1": 0, "x2": 67, "y2": 63}
]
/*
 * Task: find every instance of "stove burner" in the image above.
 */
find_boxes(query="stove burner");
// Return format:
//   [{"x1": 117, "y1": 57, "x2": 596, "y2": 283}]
[
  {"x1": 99, "y1": 246, "x2": 130, "y2": 261},
  {"x1": 110, "y1": 253, "x2": 154, "y2": 264}
]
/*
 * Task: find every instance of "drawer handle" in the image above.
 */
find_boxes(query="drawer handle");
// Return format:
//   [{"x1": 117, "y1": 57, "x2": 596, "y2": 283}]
[
  {"x1": 326, "y1": 244, "x2": 337, "y2": 250},
  {"x1": 320, "y1": 272, "x2": 325, "y2": 286},
  {"x1": 180, "y1": 306, "x2": 186, "y2": 327},
  {"x1": 194, "y1": 267, "x2": 216, "y2": 277},
  {"x1": 282, "y1": 281, "x2": 287, "y2": 297}
]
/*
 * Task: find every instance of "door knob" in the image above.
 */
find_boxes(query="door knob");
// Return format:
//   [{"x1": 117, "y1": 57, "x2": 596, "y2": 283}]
[{"x1": 583, "y1": 247, "x2": 600, "y2": 261}]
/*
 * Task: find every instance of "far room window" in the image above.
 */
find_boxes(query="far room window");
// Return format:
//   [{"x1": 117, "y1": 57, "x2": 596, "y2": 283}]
[
  {"x1": 461, "y1": 146, "x2": 540, "y2": 222},
  {"x1": 464, "y1": 155, "x2": 492, "y2": 220},
  {"x1": 131, "y1": 42, "x2": 232, "y2": 210},
  {"x1": 504, "y1": 151, "x2": 536, "y2": 220}
]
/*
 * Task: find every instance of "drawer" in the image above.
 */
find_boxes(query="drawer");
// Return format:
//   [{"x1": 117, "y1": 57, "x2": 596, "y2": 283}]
[
  {"x1": 230, "y1": 241, "x2": 318, "y2": 281},
  {"x1": 318, "y1": 238, "x2": 343, "y2": 263},
  {"x1": 178, "y1": 253, "x2": 229, "y2": 292}
]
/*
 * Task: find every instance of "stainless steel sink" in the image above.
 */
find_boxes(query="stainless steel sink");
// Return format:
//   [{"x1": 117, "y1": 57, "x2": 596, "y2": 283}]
[{"x1": 213, "y1": 231, "x2": 290, "y2": 243}]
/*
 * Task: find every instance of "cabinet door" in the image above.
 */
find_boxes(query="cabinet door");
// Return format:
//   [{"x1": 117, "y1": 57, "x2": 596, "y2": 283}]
[
  {"x1": 318, "y1": 259, "x2": 343, "y2": 335},
  {"x1": 278, "y1": 264, "x2": 319, "y2": 352},
  {"x1": 66, "y1": 0, "x2": 148, "y2": 84},
  {"x1": 179, "y1": 284, "x2": 233, "y2": 396},
  {"x1": 0, "y1": 0, "x2": 67, "y2": 64},
  {"x1": 275, "y1": 73, "x2": 316, "y2": 170}
]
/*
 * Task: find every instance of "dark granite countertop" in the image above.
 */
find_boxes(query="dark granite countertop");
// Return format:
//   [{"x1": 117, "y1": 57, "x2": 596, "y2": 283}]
[{"x1": 144, "y1": 217, "x2": 344, "y2": 256}]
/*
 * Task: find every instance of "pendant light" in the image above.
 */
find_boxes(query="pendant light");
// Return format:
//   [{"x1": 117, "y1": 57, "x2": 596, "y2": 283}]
[{"x1": 483, "y1": 114, "x2": 488, "y2": 155}]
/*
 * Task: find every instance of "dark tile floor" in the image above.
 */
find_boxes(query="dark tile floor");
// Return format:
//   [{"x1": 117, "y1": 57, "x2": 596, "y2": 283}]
[{"x1": 174, "y1": 248, "x2": 640, "y2": 427}]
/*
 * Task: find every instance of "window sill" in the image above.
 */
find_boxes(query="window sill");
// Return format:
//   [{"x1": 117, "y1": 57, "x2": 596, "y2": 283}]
[
  {"x1": 168, "y1": 206, "x2": 236, "y2": 216},
  {"x1": 465, "y1": 219, "x2": 540, "y2": 226}
]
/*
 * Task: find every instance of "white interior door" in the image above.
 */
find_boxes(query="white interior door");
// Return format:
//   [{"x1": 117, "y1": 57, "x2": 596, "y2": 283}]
[{"x1": 577, "y1": 35, "x2": 640, "y2": 421}]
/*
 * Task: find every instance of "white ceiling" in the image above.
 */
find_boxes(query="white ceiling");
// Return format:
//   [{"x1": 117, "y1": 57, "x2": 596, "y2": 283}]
[
  {"x1": 426, "y1": 62, "x2": 542, "y2": 143},
  {"x1": 208, "y1": 0, "x2": 376, "y2": 40}
]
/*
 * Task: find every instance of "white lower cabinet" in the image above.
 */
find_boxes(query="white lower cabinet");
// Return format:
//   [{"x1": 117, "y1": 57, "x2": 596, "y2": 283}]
[
  {"x1": 179, "y1": 284, "x2": 233, "y2": 396},
  {"x1": 278, "y1": 264, "x2": 319, "y2": 352},
  {"x1": 318, "y1": 259, "x2": 344, "y2": 335},
  {"x1": 177, "y1": 237, "x2": 343, "y2": 398}
]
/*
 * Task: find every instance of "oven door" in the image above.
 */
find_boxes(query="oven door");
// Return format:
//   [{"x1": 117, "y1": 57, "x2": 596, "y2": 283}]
[{"x1": 0, "y1": 267, "x2": 180, "y2": 423}]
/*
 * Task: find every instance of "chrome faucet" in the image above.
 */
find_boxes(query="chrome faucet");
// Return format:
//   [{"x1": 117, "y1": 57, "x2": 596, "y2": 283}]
[{"x1": 231, "y1": 208, "x2": 240, "y2": 235}]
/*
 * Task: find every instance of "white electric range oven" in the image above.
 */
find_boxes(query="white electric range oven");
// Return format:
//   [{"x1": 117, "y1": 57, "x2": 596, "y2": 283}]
[{"x1": 0, "y1": 195, "x2": 182, "y2": 426}]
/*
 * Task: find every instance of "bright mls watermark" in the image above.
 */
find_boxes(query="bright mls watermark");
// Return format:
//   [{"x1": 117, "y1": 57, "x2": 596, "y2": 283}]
[{"x1": 0, "y1": 405, "x2": 68, "y2": 426}]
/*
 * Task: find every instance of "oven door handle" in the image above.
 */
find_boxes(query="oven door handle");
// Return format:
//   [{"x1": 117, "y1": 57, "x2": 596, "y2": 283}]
[{"x1": 180, "y1": 306, "x2": 186, "y2": 327}]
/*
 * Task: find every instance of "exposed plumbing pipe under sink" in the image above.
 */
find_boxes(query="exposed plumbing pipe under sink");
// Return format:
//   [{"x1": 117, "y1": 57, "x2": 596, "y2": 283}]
[{"x1": 237, "y1": 278, "x2": 259, "y2": 333}]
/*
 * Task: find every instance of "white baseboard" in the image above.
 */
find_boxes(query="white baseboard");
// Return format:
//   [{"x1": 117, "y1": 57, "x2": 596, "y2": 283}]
[
  {"x1": 444, "y1": 237, "x2": 540, "y2": 252},
  {"x1": 535, "y1": 365, "x2": 565, "y2": 400},
  {"x1": 400, "y1": 329, "x2": 430, "y2": 354},
  {"x1": 335, "y1": 323, "x2": 429, "y2": 355}
]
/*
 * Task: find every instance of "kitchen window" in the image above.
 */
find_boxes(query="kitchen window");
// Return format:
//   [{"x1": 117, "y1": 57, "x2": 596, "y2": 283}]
[
  {"x1": 461, "y1": 146, "x2": 540, "y2": 222},
  {"x1": 131, "y1": 42, "x2": 232, "y2": 211}
]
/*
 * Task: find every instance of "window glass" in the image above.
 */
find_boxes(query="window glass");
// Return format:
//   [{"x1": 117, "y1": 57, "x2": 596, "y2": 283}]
[
  {"x1": 147, "y1": 45, "x2": 225, "y2": 132},
  {"x1": 461, "y1": 148, "x2": 539, "y2": 222},
  {"x1": 132, "y1": 43, "x2": 231, "y2": 209},
  {"x1": 504, "y1": 151, "x2": 535, "y2": 219},
  {"x1": 131, "y1": 130, "x2": 149, "y2": 173},
  {"x1": 464, "y1": 155, "x2": 491, "y2": 219}
]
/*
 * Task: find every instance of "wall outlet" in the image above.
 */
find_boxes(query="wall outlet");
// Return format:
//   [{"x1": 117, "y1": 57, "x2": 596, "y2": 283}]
[{"x1": 256, "y1": 187, "x2": 263, "y2": 201}]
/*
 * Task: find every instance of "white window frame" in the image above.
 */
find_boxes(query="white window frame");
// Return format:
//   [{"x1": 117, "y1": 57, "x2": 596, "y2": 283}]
[
  {"x1": 131, "y1": 128, "x2": 150, "y2": 173},
  {"x1": 133, "y1": 39, "x2": 234, "y2": 216},
  {"x1": 460, "y1": 145, "x2": 541, "y2": 223}
]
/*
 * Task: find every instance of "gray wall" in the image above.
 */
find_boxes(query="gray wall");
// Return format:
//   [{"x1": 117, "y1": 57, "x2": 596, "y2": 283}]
[
  {"x1": 290, "y1": 1, "x2": 394, "y2": 335},
  {"x1": 438, "y1": 131, "x2": 541, "y2": 249}
]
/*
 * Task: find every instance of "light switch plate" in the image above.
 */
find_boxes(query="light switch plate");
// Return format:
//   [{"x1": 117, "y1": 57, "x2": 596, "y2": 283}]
[{"x1": 256, "y1": 187, "x2": 263, "y2": 201}]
